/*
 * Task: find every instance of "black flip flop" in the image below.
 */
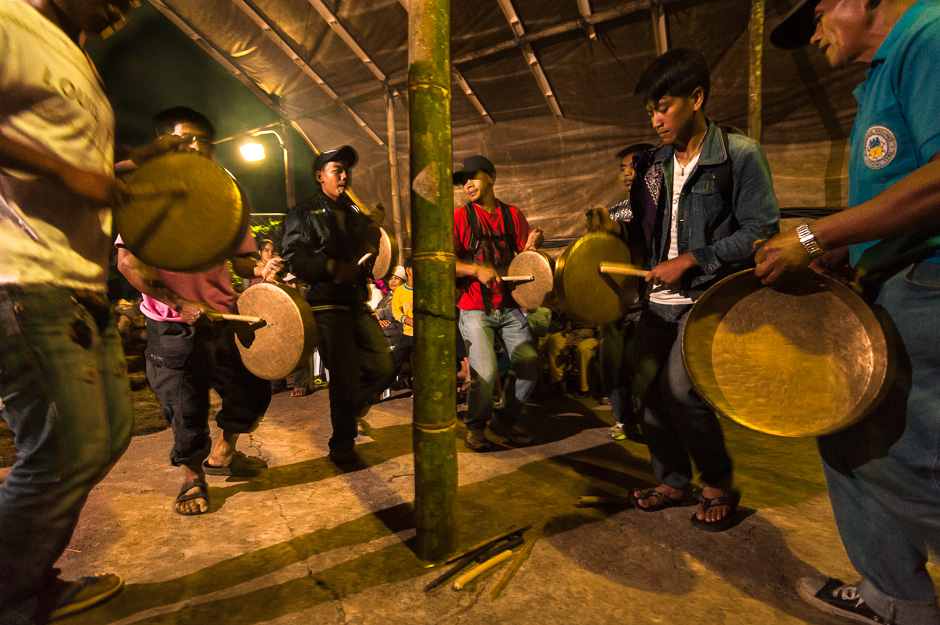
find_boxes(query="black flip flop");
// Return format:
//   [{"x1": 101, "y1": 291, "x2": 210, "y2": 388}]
[
  {"x1": 174, "y1": 478, "x2": 209, "y2": 516},
  {"x1": 630, "y1": 488, "x2": 698, "y2": 512},
  {"x1": 690, "y1": 490, "x2": 741, "y2": 532}
]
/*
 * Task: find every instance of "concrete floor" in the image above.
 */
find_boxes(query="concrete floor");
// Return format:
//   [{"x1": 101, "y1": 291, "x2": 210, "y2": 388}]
[{"x1": 28, "y1": 386, "x2": 937, "y2": 624}]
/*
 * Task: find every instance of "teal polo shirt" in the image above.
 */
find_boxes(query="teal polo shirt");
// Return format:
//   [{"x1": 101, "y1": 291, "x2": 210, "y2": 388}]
[{"x1": 848, "y1": 0, "x2": 940, "y2": 266}]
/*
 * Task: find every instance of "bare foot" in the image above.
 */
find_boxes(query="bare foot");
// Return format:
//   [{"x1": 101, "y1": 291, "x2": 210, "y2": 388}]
[
  {"x1": 205, "y1": 431, "x2": 239, "y2": 469},
  {"x1": 291, "y1": 387, "x2": 310, "y2": 397},
  {"x1": 633, "y1": 484, "x2": 695, "y2": 510}
]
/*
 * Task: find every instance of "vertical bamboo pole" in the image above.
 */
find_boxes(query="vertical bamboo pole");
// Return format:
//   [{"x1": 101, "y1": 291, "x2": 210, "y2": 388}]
[
  {"x1": 408, "y1": 0, "x2": 457, "y2": 562},
  {"x1": 748, "y1": 0, "x2": 765, "y2": 142},
  {"x1": 385, "y1": 85, "x2": 406, "y2": 261},
  {"x1": 280, "y1": 119, "x2": 296, "y2": 208}
]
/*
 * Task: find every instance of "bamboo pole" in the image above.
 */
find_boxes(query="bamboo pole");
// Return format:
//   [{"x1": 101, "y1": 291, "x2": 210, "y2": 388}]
[
  {"x1": 408, "y1": 0, "x2": 458, "y2": 562},
  {"x1": 386, "y1": 86, "x2": 407, "y2": 258},
  {"x1": 748, "y1": 0, "x2": 765, "y2": 142}
]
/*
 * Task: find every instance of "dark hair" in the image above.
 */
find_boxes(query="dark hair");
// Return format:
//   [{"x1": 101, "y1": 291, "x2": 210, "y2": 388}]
[
  {"x1": 259, "y1": 238, "x2": 276, "y2": 252},
  {"x1": 616, "y1": 143, "x2": 656, "y2": 160},
  {"x1": 634, "y1": 48, "x2": 710, "y2": 108},
  {"x1": 152, "y1": 107, "x2": 216, "y2": 141},
  {"x1": 402, "y1": 255, "x2": 413, "y2": 270}
]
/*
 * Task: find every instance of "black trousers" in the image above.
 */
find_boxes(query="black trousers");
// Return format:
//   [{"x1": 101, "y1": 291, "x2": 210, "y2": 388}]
[
  {"x1": 313, "y1": 309, "x2": 395, "y2": 451},
  {"x1": 145, "y1": 319, "x2": 271, "y2": 468}
]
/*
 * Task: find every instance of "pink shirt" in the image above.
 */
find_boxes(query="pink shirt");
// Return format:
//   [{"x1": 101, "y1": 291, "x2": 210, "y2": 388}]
[{"x1": 115, "y1": 229, "x2": 256, "y2": 322}]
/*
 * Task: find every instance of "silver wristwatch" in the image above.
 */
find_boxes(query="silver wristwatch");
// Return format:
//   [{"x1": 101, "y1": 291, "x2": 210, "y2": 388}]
[{"x1": 795, "y1": 224, "x2": 825, "y2": 258}]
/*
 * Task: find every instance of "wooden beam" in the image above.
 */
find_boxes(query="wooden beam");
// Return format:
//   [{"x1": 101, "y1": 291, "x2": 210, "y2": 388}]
[
  {"x1": 451, "y1": 67, "x2": 494, "y2": 124},
  {"x1": 228, "y1": 0, "x2": 385, "y2": 145},
  {"x1": 651, "y1": 0, "x2": 669, "y2": 56},
  {"x1": 451, "y1": 0, "x2": 666, "y2": 67},
  {"x1": 575, "y1": 0, "x2": 597, "y2": 40},
  {"x1": 306, "y1": 0, "x2": 399, "y2": 96},
  {"x1": 494, "y1": 0, "x2": 563, "y2": 118}
]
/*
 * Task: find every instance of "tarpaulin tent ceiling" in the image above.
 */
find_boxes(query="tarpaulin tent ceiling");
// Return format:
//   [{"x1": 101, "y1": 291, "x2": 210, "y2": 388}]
[{"x1": 98, "y1": 0, "x2": 867, "y2": 248}]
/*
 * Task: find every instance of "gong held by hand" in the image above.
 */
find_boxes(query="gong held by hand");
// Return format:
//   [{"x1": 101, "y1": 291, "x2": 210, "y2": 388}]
[
  {"x1": 553, "y1": 233, "x2": 647, "y2": 326},
  {"x1": 116, "y1": 152, "x2": 249, "y2": 273}
]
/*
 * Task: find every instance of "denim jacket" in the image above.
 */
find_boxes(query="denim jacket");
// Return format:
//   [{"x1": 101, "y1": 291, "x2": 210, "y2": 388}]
[
  {"x1": 281, "y1": 193, "x2": 375, "y2": 310},
  {"x1": 645, "y1": 120, "x2": 780, "y2": 298}
]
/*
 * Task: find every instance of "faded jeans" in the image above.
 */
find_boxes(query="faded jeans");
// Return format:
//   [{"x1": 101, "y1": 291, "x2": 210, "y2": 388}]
[
  {"x1": 0, "y1": 287, "x2": 133, "y2": 625},
  {"x1": 633, "y1": 301, "x2": 732, "y2": 489},
  {"x1": 818, "y1": 262, "x2": 940, "y2": 625},
  {"x1": 459, "y1": 308, "x2": 540, "y2": 431}
]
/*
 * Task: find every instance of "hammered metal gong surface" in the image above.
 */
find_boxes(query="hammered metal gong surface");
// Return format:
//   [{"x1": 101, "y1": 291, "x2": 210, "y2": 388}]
[
  {"x1": 118, "y1": 152, "x2": 247, "y2": 272},
  {"x1": 372, "y1": 227, "x2": 398, "y2": 280},
  {"x1": 506, "y1": 250, "x2": 555, "y2": 310},
  {"x1": 554, "y1": 233, "x2": 638, "y2": 326},
  {"x1": 682, "y1": 269, "x2": 888, "y2": 437},
  {"x1": 234, "y1": 283, "x2": 316, "y2": 381}
]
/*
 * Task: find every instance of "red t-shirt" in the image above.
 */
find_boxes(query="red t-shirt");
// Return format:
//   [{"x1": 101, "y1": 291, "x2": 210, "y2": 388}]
[{"x1": 454, "y1": 202, "x2": 530, "y2": 310}]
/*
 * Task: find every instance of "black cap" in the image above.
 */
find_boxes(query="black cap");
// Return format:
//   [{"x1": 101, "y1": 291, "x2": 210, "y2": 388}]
[
  {"x1": 452, "y1": 155, "x2": 496, "y2": 185},
  {"x1": 314, "y1": 145, "x2": 358, "y2": 172},
  {"x1": 770, "y1": 0, "x2": 821, "y2": 50}
]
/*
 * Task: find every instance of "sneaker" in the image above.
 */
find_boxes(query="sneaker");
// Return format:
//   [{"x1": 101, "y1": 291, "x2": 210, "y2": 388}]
[
  {"x1": 465, "y1": 429, "x2": 491, "y2": 452},
  {"x1": 598, "y1": 396, "x2": 610, "y2": 406},
  {"x1": 797, "y1": 577, "x2": 886, "y2": 624},
  {"x1": 489, "y1": 420, "x2": 534, "y2": 446},
  {"x1": 610, "y1": 425, "x2": 627, "y2": 441},
  {"x1": 50, "y1": 574, "x2": 124, "y2": 620}
]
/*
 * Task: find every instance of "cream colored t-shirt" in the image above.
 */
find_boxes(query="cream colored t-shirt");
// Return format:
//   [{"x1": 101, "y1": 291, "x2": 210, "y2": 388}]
[
  {"x1": 649, "y1": 152, "x2": 699, "y2": 306},
  {"x1": 0, "y1": 0, "x2": 115, "y2": 290}
]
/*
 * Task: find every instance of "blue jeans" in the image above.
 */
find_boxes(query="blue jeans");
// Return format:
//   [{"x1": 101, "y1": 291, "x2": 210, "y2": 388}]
[
  {"x1": 313, "y1": 310, "x2": 395, "y2": 451},
  {"x1": 459, "y1": 308, "x2": 539, "y2": 431},
  {"x1": 0, "y1": 287, "x2": 133, "y2": 625},
  {"x1": 818, "y1": 262, "x2": 940, "y2": 625},
  {"x1": 633, "y1": 302, "x2": 732, "y2": 489}
]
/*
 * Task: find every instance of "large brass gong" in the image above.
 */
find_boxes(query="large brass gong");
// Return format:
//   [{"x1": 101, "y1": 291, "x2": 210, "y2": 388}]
[
  {"x1": 554, "y1": 233, "x2": 640, "y2": 326},
  {"x1": 682, "y1": 269, "x2": 889, "y2": 437},
  {"x1": 118, "y1": 152, "x2": 248, "y2": 272},
  {"x1": 234, "y1": 283, "x2": 316, "y2": 381}
]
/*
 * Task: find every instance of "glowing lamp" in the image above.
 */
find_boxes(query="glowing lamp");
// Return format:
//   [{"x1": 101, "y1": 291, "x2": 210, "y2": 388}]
[{"x1": 239, "y1": 141, "x2": 266, "y2": 162}]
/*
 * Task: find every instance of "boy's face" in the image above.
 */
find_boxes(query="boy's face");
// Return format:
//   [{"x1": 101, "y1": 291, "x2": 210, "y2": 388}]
[
  {"x1": 462, "y1": 171, "x2": 494, "y2": 204},
  {"x1": 619, "y1": 153, "x2": 638, "y2": 191},
  {"x1": 317, "y1": 161, "x2": 351, "y2": 201},
  {"x1": 646, "y1": 91, "x2": 701, "y2": 146},
  {"x1": 169, "y1": 122, "x2": 215, "y2": 159},
  {"x1": 810, "y1": 0, "x2": 869, "y2": 68},
  {"x1": 260, "y1": 242, "x2": 275, "y2": 262}
]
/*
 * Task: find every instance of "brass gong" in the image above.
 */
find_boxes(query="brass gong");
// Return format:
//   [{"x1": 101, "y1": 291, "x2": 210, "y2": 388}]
[
  {"x1": 118, "y1": 152, "x2": 248, "y2": 272},
  {"x1": 234, "y1": 283, "x2": 316, "y2": 381},
  {"x1": 554, "y1": 233, "x2": 640, "y2": 326},
  {"x1": 505, "y1": 250, "x2": 555, "y2": 310},
  {"x1": 682, "y1": 269, "x2": 889, "y2": 437}
]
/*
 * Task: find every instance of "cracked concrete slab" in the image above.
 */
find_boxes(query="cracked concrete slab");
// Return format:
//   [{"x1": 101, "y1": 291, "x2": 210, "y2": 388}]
[{"x1": 35, "y1": 386, "x2": 937, "y2": 625}]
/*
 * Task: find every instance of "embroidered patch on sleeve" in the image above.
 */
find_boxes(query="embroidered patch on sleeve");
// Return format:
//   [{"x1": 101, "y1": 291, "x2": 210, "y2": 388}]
[{"x1": 863, "y1": 126, "x2": 897, "y2": 169}]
